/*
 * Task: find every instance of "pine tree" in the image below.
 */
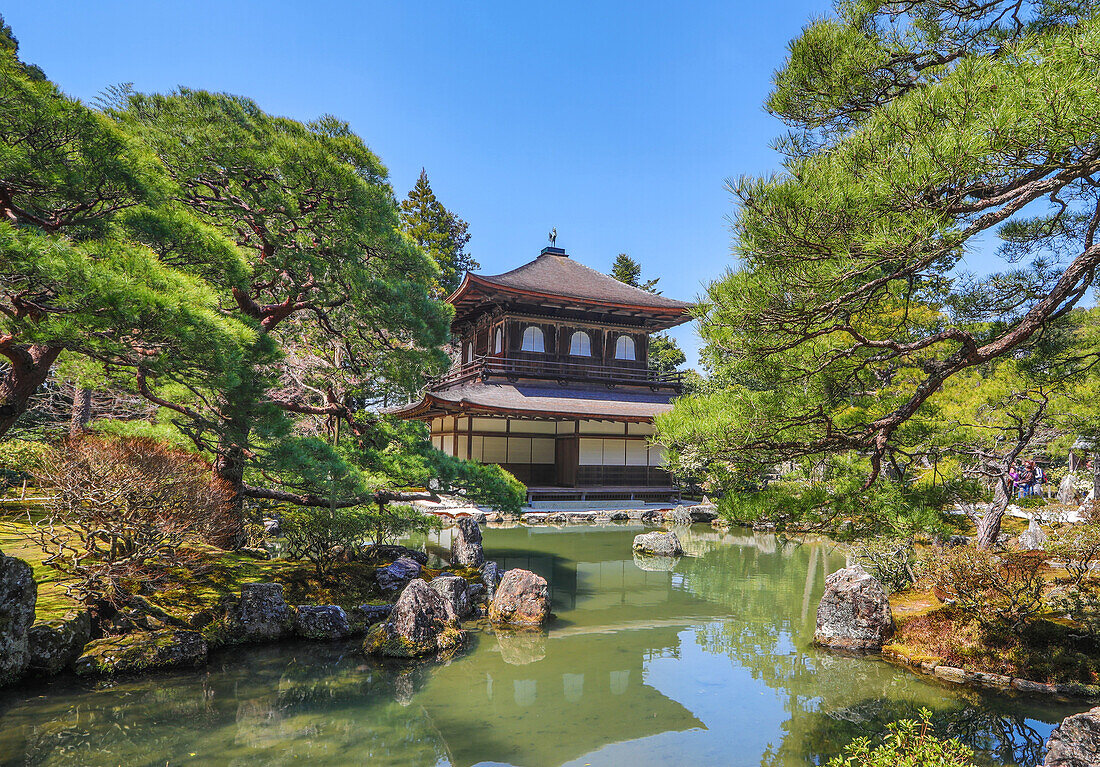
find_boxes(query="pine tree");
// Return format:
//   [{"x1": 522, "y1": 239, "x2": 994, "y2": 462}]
[
  {"x1": 0, "y1": 43, "x2": 245, "y2": 439},
  {"x1": 399, "y1": 169, "x2": 478, "y2": 297},
  {"x1": 662, "y1": 0, "x2": 1100, "y2": 486},
  {"x1": 610, "y1": 253, "x2": 660, "y2": 293}
]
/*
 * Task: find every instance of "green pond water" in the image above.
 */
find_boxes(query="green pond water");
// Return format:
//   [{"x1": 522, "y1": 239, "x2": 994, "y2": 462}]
[{"x1": 0, "y1": 523, "x2": 1086, "y2": 767}]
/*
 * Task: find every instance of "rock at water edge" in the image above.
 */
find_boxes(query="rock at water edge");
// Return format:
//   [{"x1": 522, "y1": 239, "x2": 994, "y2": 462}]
[
  {"x1": 813, "y1": 565, "x2": 894, "y2": 652},
  {"x1": 430, "y1": 573, "x2": 472, "y2": 619},
  {"x1": 227, "y1": 583, "x2": 294, "y2": 642},
  {"x1": 453, "y1": 517, "x2": 485, "y2": 567},
  {"x1": 295, "y1": 605, "x2": 352, "y2": 640},
  {"x1": 632, "y1": 531, "x2": 684, "y2": 557},
  {"x1": 0, "y1": 552, "x2": 36, "y2": 686},
  {"x1": 375, "y1": 556, "x2": 423, "y2": 593},
  {"x1": 27, "y1": 609, "x2": 91, "y2": 676},
  {"x1": 1044, "y1": 705, "x2": 1100, "y2": 767},
  {"x1": 665, "y1": 507, "x2": 694, "y2": 525},
  {"x1": 481, "y1": 561, "x2": 502, "y2": 600},
  {"x1": 488, "y1": 569, "x2": 551, "y2": 627},
  {"x1": 362, "y1": 579, "x2": 465, "y2": 658},
  {"x1": 74, "y1": 630, "x2": 208, "y2": 676}
]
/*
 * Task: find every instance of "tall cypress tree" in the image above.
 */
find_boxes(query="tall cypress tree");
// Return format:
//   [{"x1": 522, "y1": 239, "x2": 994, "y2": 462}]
[{"x1": 399, "y1": 169, "x2": 477, "y2": 297}]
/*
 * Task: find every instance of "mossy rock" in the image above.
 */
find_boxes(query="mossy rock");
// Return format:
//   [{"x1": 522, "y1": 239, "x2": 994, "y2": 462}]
[
  {"x1": 73, "y1": 629, "x2": 207, "y2": 676},
  {"x1": 27, "y1": 609, "x2": 91, "y2": 675},
  {"x1": 362, "y1": 621, "x2": 465, "y2": 658}
]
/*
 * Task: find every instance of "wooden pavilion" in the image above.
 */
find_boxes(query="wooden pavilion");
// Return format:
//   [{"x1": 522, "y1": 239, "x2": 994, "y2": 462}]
[{"x1": 391, "y1": 246, "x2": 693, "y2": 502}]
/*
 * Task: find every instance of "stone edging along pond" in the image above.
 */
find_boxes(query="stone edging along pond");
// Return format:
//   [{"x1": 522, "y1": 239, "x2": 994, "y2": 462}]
[{"x1": 879, "y1": 643, "x2": 1100, "y2": 700}]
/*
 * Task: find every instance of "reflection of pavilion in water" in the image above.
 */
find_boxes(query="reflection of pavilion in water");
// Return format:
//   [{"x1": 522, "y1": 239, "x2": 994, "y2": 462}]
[{"x1": 419, "y1": 525, "x2": 724, "y2": 767}]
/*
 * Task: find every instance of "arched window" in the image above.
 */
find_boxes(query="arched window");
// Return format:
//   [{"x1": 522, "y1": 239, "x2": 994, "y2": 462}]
[
  {"x1": 614, "y1": 335, "x2": 636, "y2": 361},
  {"x1": 520, "y1": 326, "x2": 545, "y2": 353},
  {"x1": 493, "y1": 327, "x2": 503, "y2": 354},
  {"x1": 569, "y1": 331, "x2": 592, "y2": 356}
]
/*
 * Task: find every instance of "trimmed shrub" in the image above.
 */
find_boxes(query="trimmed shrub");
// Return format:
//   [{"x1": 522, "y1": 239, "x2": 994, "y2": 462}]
[{"x1": 31, "y1": 436, "x2": 236, "y2": 601}]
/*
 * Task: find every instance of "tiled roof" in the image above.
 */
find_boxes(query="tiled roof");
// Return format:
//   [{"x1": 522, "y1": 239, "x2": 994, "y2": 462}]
[
  {"x1": 389, "y1": 381, "x2": 676, "y2": 421},
  {"x1": 455, "y1": 251, "x2": 692, "y2": 311}
]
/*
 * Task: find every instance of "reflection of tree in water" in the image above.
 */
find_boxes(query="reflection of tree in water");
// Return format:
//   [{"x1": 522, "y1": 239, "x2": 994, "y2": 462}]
[
  {"x1": 0, "y1": 643, "x2": 455, "y2": 767},
  {"x1": 672, "y1": 529, "x2": 1063, "y2": 767},
  {"x1": 759, "y1": 692, "x2": 1060, "y2": 767}
]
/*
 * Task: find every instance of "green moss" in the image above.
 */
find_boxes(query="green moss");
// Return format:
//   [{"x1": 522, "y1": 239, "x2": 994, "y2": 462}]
[
  {"x1": 362, "y1": 622, "x2": 465, "y2": 658},
  {"x1": 0, "y1": 519, "x2": 82, "y2": 622}
]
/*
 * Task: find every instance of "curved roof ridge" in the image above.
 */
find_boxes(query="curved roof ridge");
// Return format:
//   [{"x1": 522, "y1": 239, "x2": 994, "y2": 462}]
[{"x1": 469, "y1": 251, "x2": 692, "y2": 310}]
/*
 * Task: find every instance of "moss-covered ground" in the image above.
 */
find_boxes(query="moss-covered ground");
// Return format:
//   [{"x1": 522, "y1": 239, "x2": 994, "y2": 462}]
[
  {"x1": 0, "y1": 512, "x2": 401, "y2": 627},
  {"x1": 885, "y1": 587, "x2": 1100, "y2": 683},
  {"x1": 0, "y1": 515, "x2": 82, "y2": 622}
]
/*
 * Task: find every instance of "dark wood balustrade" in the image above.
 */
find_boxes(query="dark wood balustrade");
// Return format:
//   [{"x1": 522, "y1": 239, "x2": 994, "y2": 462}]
[{"x1": 435, "y1": 355, "x2": 683, "y2": 391}]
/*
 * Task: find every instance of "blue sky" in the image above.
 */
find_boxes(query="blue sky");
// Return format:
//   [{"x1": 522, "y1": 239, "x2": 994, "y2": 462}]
[{"x1": 5, "y1": 0, "x2": 833, "y2": 366}]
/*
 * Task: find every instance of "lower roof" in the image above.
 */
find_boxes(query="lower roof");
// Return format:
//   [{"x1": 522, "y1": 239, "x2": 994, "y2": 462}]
[{"x1": 388, "y1": 381, "x2": 676, "y2": 422}]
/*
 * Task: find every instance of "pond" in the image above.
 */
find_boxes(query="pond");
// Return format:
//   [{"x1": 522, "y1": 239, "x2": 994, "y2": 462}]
[{"x1": 0, "y1": 523, "x2": 1084, "y2": 767}]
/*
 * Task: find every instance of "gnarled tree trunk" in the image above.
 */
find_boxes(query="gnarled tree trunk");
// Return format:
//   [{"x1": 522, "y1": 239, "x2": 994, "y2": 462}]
[
  {"x1": 0, "y1": 343, "x2": 62, "y2": 438},
  {"x1": 977, "y1": 473, "x2": 1013, "y2": 549}
]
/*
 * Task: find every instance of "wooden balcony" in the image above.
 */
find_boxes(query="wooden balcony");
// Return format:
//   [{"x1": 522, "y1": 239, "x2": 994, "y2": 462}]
[{"x1": 434, "y1": 355, "x2": 683, "y2": 391}]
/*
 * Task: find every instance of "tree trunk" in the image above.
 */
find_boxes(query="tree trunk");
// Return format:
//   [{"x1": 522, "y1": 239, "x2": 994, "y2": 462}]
[
  {"x1": 977, "y1": 474, "x2": 1012, "y2": 549},
  {"x1": 1093, "y1": 454, "x2": 1100, "y2": 515},
  {"x1": 70, "y1": 386, "x2": 92, "y2": 436},
  {"x1": 214, "y1": 437, "x2": 249, "y2": 548},
  {"x1": 0, "y1": 344, "x2": 62, "y2": 438}
]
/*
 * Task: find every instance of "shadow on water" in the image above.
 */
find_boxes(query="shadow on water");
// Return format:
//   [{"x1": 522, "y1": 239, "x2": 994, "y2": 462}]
[{"x1": 0, "y1": 524, "x2": 1085, "y2": 767}]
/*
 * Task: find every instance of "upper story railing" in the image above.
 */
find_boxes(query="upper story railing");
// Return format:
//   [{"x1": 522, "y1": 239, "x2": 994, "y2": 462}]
[{"x1": 434, "y1": 355, "x2": 683, "y2": 391}]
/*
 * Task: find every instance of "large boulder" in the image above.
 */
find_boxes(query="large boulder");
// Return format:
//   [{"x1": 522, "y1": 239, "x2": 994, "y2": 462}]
[
  {"x1": 0, "y1": 551, "x2": 36, "y2": 686},
  {"x1": 813, "y1": 565, "x2": 894, "y2": 652},
  {"x1": 27, "y1": 609, "x2": 91, "y2": 675},
  {"x1": 632, "y1": 531, "x2": 684, "y2": 557},
  {"x1": 74, "y1": 630, "x2": 207, "y2": 676},
  {"x1": 488, "y1": 569, "x2": 551, "y2": 627},
  {"x1": 294, "y1": 605, "x2": 352, "y2": 640},
  {"x1": 227, "y1": 583, "x2": 294, "y2": 642},
  {"x1": 430, "y1": 573, "x2": 472, "y2": 619},
  {"x1": 375, "y1": 556, "x2": 422, "y2": 593},
  {"x1": 362, "y1": 579, "x2": 465, "y2": 658},
  {"x1": 481, "y1": 561, "x2": 502, "y2": 601},
  {"x1": 1044, "y1": 706, "x2": 1100, "y2": 766},
  {"x1": 453, "y1": 517, "x2": 485, "y2": 566},
  {"x1": 639, "y1": 509, "x2": 664, "y2": 524}
]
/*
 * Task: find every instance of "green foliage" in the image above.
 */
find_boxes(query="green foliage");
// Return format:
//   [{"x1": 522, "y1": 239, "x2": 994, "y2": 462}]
[
  {"x1": 609, "y1": 253, "x2": 660, "y2": 293},
  {"x1": 715, "y1": 457, "x2": 962, "y2": 539},
  {"x1": 351, "y1": 417, "x2": 526, "y2": 513},
  {"x1": 850, "y1": 538, "x2": 916, "y2": 593},
  {"x1": 648, "y1": 333, "x2": 686, "y2": 376},
  {"x1": 0, "y1": 439, "x2": 45, "y2": 487},
  {"x1": 399, "y1": 168, "x2": 477, "y2": 297},
  {"x1": 281, "y1": 503, "x2": 439, "y2": 578},
  {"x1": 827, "y1": 709, "x2": 975, "y2": 767},
  {"x1": 0, "y1": 43, "x2": 249, "y2": 438},
  {"x1": 666, "y1": 0, "x2": 1100, "y2": 496}
]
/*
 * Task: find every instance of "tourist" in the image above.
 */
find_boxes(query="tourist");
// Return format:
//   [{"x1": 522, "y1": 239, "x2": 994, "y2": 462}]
[{"x1": 1019, "y1": 460, "x2": 1037, "y2": 498}]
